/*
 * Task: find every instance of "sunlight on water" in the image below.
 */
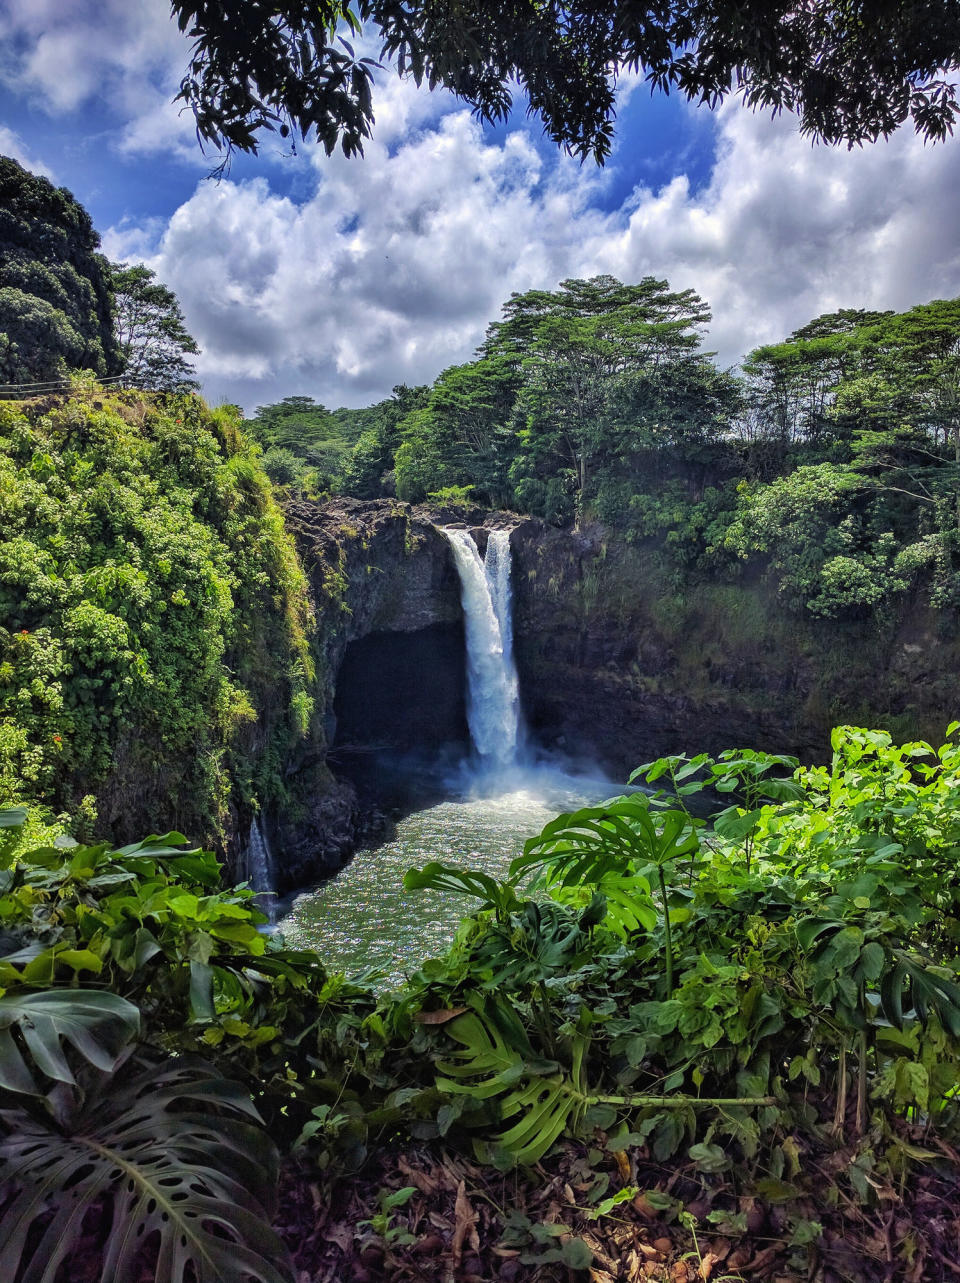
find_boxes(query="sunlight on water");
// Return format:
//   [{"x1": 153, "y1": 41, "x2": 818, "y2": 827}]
[{"x1": 277, "y1": 767, "x2": 616, "y2": 987}]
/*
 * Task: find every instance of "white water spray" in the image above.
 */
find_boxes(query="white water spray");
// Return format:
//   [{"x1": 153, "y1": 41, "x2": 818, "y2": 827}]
[{"x1": 444, "y1": 527, "x2": 521, "y2": 769}]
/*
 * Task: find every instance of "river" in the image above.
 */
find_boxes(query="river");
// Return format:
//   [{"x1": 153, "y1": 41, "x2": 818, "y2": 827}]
[{"x1": 276, "y1": 765, "x2": 616, "y2": 987}]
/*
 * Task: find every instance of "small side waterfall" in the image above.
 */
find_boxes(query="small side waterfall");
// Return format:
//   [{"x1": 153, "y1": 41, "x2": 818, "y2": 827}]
[
  {"x1": 243, "y1": 817, "x2": 276, "y2": 920},
  {"x1": 444, "y1": 527, "x2": 521, "y2": 769}
]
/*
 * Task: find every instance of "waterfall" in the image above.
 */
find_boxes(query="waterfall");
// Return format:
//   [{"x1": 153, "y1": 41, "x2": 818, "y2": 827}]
[
  {"x1": 243, "y1": 817, "x2": 276, "y2": 920},
  {"x1": 444, "y1": 527, "x2": 521, "y2": 769}
]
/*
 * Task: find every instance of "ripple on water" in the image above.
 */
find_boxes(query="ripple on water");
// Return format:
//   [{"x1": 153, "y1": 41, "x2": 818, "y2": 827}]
[{"x1": 276, "y1": 768, "x2": 614, "y2": 987}]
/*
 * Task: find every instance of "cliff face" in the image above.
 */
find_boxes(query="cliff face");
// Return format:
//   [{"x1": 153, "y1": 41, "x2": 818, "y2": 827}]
[
  {"x1": 269, "y1": 499, "x2": 467, "y2": 887},
  {"x1": 268, "y1": 498, "x2": 958, "y2": 887},
  {"x1": 508, "y1": 518, "x2": 958, "y2": 777}
]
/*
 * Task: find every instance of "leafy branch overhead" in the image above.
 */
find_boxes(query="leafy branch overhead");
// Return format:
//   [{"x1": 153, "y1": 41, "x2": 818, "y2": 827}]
[{"x1": 170, "y1": 1, "x2": 960, "y2": 167}]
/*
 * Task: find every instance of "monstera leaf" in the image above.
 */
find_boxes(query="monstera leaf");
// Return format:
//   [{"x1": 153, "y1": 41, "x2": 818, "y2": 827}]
[
  {"x1": 512, "y1": 798, "x2": 699, "y2": 888},
  {"x1": 0, "y1": 1057, "x2": 293, "y2": 1283},
  {"x1": 0, "y1": 989, "x2": 140, "y2": 1095},
  {"x1": 435, "y1": 998, "x2": 591, "y2": 1166},
  {"x1": 403, "y1": 862, "x2": 521, "y2": 918}
]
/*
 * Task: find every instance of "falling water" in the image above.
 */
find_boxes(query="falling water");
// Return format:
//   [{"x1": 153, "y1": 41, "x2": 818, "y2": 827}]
[
  {"x1": 444, "y1": 527, "x2": 521, "y2": 768},
  {"x1": 243, "y1": 817, "x2": 276, "y2": 920}
]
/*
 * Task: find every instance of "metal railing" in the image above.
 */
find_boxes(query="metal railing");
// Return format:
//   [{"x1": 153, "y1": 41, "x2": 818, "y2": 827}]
[{"x1": 0, "y1": 374, "x2": 130, "y2": 400}]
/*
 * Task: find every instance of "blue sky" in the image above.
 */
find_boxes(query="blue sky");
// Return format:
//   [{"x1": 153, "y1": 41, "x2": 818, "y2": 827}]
[{"x1": 3, "y1": 1, "x2": 960, "y2": 412}]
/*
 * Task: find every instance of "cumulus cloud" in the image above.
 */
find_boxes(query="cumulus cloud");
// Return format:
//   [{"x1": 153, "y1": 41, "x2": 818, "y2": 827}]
[
  {"x1": 0, "y1": 0, "x2": 203, "y2": 162},
  {"x1": 102, "y1": 91, "x2": 960, "y2": 412}
]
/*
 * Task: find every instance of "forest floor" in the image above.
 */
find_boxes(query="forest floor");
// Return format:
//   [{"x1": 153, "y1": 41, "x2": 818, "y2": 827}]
[{"x1": 276, "y1": 1134, "x2": 960, "y2": 1283}]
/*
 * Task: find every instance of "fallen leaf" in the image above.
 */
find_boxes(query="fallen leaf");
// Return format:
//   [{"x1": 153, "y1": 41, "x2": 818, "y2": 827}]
[
  {"x1": 415, "y1": 1007, "x2": 467, "y2": 1024},
  {"x1": 397, "y1": 1155, "x2": 441, "y2": 1196},
  {"x1": 323, "y1": 1223, "x2": 353, "y2": 1253},
  {"x1": 452, "y1": 1180, "x2": 479, "y2": 1265},
  {"x1": 698, "y1": 1251, "x2": 721, "y2": 1280},
  {"x1": 744, "y1": 1244, "x2": 783, "y2": 1272}
]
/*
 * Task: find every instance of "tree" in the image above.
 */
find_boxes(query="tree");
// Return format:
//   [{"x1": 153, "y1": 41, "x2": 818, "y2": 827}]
[
  {"x1": 500, "y1": 276, "x2": 725, "y2": 522},
  {"x1": 339, "y1": 385, "x2": 430, "y2": 498},
  {"x1": 393, "y1": 357, "x2": 518, "y2": 504},
  {"x1": 243, "y1": 394, "x2": 369, "y2": 492},
  {"x1": 0, "y1": 157, "x2": 118, "y2": 385},
  {"x1": 170, "y1": 2, "x2": 960, "y2": 170},
  {"x1": 740, "y1": 310, "x2": 894, "y2": 452},
  {"x1": 110, "y1": 263, "x2": 200, "y2": 393}
]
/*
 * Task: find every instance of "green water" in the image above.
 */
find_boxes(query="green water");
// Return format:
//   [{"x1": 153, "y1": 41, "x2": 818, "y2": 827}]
[{"x1": 276, "y1": 768, "x2": 612, "y2": 986}]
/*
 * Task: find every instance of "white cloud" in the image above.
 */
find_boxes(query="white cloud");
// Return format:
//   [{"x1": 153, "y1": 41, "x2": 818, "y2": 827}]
[
  {"x1": 0, "y1": 0, "x2": 204, "y2": 163},
  {"x1": 0, "y1": 124, "x2": 55, "y2": 178},
  {"x1": 103, "y1": 94, "x2": 960, "y2": 412}
]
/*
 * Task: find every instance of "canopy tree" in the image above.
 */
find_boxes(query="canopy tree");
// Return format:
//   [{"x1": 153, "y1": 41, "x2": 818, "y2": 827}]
[
  {"x1": 0, "y1": 157, "x2": 119, "y2": 385},
  {"x1": 389, "y1": 275, "x2": 738, "y2": 522},
  {"x1": 500, "y1": 276, "x2": 734, "y2": 522},
  {"x1": 170, "y1": 2, "x2": 960, "y2": 169},
  {"x1": 110, "y1": 263, "x2": 200, "y2": 393},
  {"x1": 339, "y1": 384, "x2": 431, "y2": 497},
  {"x1": 393, "y1": 356, "x2": 519, "y2": 505},
  {"x1": 739, "y1": 310, "x2": 894, "y2": 451},
  {"x1": 243, "y1": 394, "x2": 370, "y2": 490}
]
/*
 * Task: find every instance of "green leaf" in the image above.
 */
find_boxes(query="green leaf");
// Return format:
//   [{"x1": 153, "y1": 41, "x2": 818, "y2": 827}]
[
  {"x1": 590, "y1": 1186, "x2": 639, "y2": 1218},
  {"x1": 880, "y1": 962, "x2": 906, "y2": 1029},
  {"x1": 0, "y1": 1057, "x2": 292, "y2": 1283},
  {"x1": 795, "y1": 917, "x2": 844, "y2": 951},
  {"x1": 688, "y1": 1142, "x2": 730, "y2": 1173},
  {"x1": 713, "y1": 807, "x2": 764, "y2": 841},
  {"x1": 0, "y1": 990, "x2": 140, "y2": 1095},
  {"x1": 561, "y1": 1238, "x2": 594, "y2": 1269}
]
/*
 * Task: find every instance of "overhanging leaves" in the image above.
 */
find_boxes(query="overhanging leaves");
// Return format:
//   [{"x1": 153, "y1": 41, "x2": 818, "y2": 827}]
[{"x1": 0, "y1": 989, "x2": 140, "y2": 1096}]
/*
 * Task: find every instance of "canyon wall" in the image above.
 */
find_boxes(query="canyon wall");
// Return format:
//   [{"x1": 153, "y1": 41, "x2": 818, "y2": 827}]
[{"x1": 270, "y1": 498, "x2": 958, "y2": 886}]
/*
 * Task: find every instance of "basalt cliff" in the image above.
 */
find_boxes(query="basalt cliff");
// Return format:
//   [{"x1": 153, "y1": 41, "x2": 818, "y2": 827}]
[{"x1": 266, "y1": 497, "x2": 957, "y2": 887}]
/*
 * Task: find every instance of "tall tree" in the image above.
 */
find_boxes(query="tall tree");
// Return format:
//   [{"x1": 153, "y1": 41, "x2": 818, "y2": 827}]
[
  {"x1": 0, "y1": 157, "x2": 118, "y2": 385},
  {"x1": 393, "y1": 356, "x2": 519, "y2": 505},
  {"x1": 740, "y1": 310, "x2": 894, "y2": 451},
  {"x1": 169, "y1": 2, "x2": 960, "y2": 169},
  {"x1": 110, "y1": 263, "x2": 200, "y2": 393},
  {"x1": 501, "y1": 276, "x2": 724, "y2": 522}
]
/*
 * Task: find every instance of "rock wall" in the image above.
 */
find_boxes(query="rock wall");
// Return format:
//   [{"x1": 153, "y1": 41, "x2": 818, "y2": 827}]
[
  {"x1": 508, "y1": 519, "x2": 959, "y2": 778},
  {"x1": 268, "y1": 498, "x2": 959, "y2": 887},
  {"x1": 269, "y1": 499, "x2": 468, "y2": 887}
]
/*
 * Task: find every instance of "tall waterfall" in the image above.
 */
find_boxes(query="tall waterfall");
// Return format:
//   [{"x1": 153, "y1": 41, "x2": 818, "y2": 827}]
[{"x1": 444, "y1": 527, "x2": 521, "y2": 769}]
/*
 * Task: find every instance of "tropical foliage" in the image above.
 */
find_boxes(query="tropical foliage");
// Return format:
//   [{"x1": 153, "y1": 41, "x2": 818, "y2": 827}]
[
  {"x1": 2, "y1": 723, "x2": 960, "y2": 1276},
  {"x1": 0, "y1": 387, "x2": 313, "y2": 847},
  {"x1": 5, "y1": 724, "x2": 960, "y2": 1276},
  {"x1": 0, "y1": 156, "x2": 118, "y2": 385}
]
